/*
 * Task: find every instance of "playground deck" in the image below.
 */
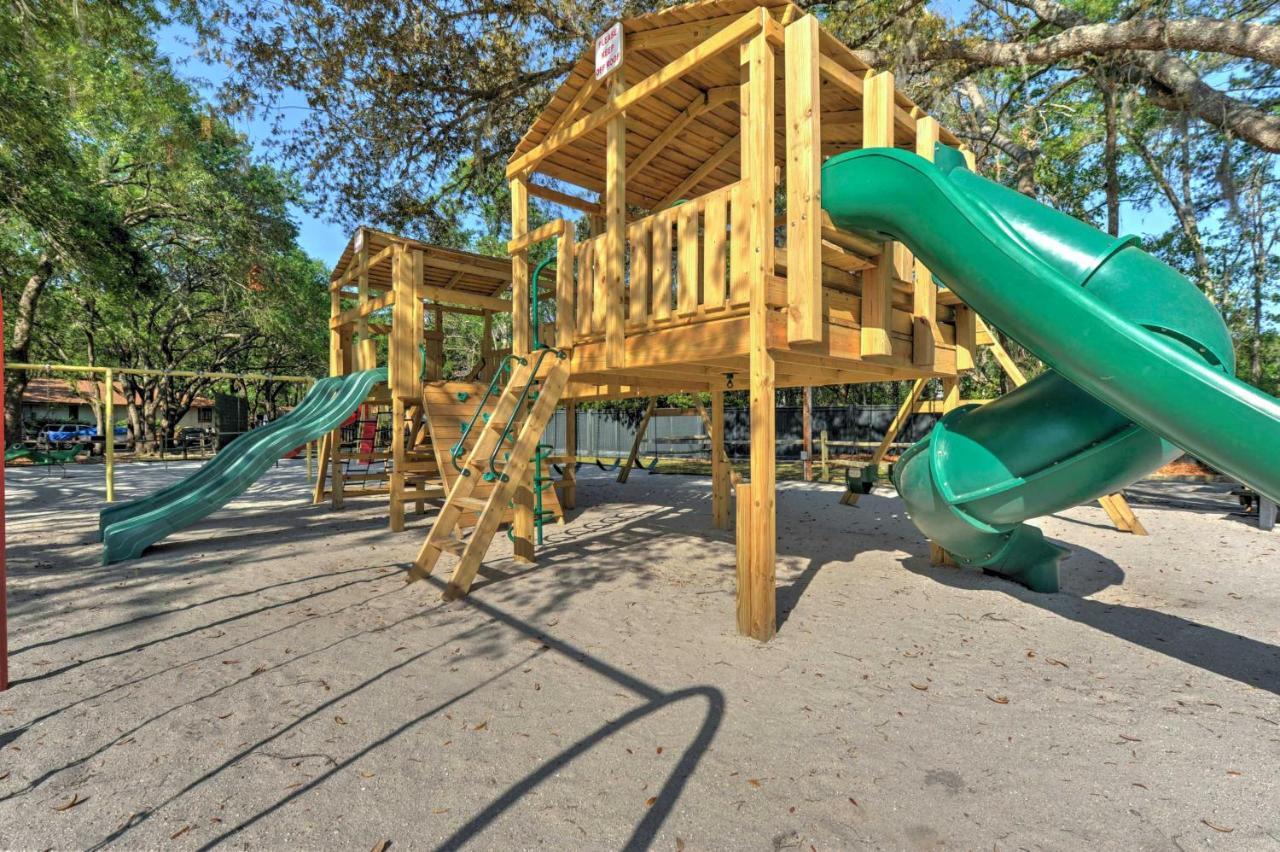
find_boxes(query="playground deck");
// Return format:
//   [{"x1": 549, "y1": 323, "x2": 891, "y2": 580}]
[{"x1": 4, "y1": 463, "x2": 1278, "y2": 848}]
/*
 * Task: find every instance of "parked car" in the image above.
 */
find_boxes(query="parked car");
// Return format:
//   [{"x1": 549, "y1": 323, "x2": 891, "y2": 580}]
[{"x1": 41, "y1": 423, "x2": 96, "y2": 442}]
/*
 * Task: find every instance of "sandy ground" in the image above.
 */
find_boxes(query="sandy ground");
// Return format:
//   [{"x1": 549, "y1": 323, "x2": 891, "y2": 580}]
[{"x1": 0, "y1": 460, "x2": 1277, "y2": 850}]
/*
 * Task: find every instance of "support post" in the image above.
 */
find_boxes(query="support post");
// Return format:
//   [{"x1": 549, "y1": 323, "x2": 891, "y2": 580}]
[
  {"x1": 738, "y1": 29, "x2": 777, "y2": 641},
  {"x1": 389, "y1": 397, "x2": 406, "y2": 531},
  {"x1": 711, "y1": 391, "x2": 730, "y2": 529},
  {"x1": 802, "y1": 386, "x2": 813, "y2": 482},
  {"x1": 913, "y1": 117, "x2": 940, "y2": 367},
  {"x1": 843, "y1": 378, "x2": 927, "y2": 506},
  {"x1": 784, "y1": 14, "x2": 822, "y2": 344},
  {"x1": 604, "y1": 69, "x2": 627, "y2": 369},
  {"x1": 356, "y1": 236, "x2": 376, "y2": 371},
  {"x1": 618, "y1": 398, "x2": 656, "y2": 483},
  {"x1": 860, "y1": 71, "x2": 896, "y2": 358},
  {"x1": 930, "y1": 378, "x2": 961, "y2": 566},
  {"x1": 510, "y1": 175, "x2": 535, "y2": 563},
  {"x1": 104, "y1": 367, "x2": 115, "y2": 503},
  {"x1": 820, "y1": 429, "x2": 829, "y2": 481},
  {"x1": 562, "y1": 402, "x2": 577, "y2": 510}
]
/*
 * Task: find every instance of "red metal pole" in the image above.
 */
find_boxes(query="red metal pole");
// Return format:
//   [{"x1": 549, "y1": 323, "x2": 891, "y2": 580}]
[{"x1": 1, "y1": 295, "x2": 8, "y2": 691}]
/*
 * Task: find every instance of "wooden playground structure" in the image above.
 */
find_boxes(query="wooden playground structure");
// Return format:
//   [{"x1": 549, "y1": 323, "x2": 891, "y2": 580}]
[{"x1": 318, "y1": 0, "x2": 1146, "y2": 641}]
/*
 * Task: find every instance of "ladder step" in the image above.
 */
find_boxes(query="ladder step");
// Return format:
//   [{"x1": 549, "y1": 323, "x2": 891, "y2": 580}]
[
  {"x1": 435, "y1": 537, "x2": 467, "y2": 556},
  {"x1": 452, "y1": 496, "x2": 489, "y2": 511}
]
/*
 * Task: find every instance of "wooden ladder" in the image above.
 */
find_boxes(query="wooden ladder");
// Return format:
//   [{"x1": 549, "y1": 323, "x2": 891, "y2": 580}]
[{"x1": 408, "y1": 354, "x2": 570, "y2": 600}]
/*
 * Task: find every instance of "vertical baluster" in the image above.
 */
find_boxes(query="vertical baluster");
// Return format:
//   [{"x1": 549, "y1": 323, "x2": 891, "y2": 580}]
[
  {"x1": 651, "y1": 208, "x2": 674, "y2": 321},
  {"x1": 703, "y1": 190, "x2": 727, "y2": 309},
  {"x1": 677, "y1": 202, "x2": 700, "y2": 317},
  {"x1": 729, "y1": 182, "x2": 750, "y2": 306},
  {"x1": 576, "y1": 239, "x2": 594, "y2": 336},
  {"x1": 628, "y1": 220, "x2": 651, "y2": 326}
]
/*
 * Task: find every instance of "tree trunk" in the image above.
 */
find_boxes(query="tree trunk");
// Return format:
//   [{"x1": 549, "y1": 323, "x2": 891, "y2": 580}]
[
  {"x1": 4, "y1": 253, "x2": 56, "y2": 440},
  {"x1": 1102, "y1": 77, "x2": 1121, "y2": 236}
]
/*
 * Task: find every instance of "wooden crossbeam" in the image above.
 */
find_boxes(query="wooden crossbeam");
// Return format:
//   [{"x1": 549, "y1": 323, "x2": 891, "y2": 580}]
[{"x1": 656, "y1": 133, "x2": 740, "y2": 210}]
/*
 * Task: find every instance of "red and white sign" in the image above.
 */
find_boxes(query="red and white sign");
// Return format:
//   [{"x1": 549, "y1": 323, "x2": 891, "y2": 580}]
[{"x1": 595, "y1": 22, "x2": 623, "y2": 80}]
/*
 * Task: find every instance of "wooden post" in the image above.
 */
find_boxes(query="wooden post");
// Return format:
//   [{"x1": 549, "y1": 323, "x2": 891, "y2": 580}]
[
  {"x1": 784, "y1": 14, "x2": 822, "y2": 344},
  {"x1": 711, "y1": 391, "x2": 730, "y2": 529},
  {"x1": 913, "y1": 117, "x2": 940, "y2": 367},
  {"x1": 562, "y1": 402, "x2": 577, "y2": 510},
  {"x1": 820, "y1": 429, "x2": 829, "y2": 481},
  {"x1": 860, "y1": 71, "x2": 895, "y2": 358},
  {"x1": 103, "y1": 368, "x2": 115, "y2": 502},
  {"x1": 389, "y1": 396, "x2": 406, "y2": 531},
  {"x1": 618, "y1": 398, "x2": 656, "y2": 483},
  {"x1": 604, "y1": 69, "x2": 626, "y2": 369},
  {"x1": 802, "y1": 386, "x2": 813, "y2": 482},
  {"x1": 739, "y1": 27, "x2": 777, "y2": 642},
  {"x1": 735, "y1": 482, "x2": 754, "y2": 634},
  {"x1": 556, "y1": 227, "x2": 576, "y2": 349},
  {"x1": 510, "y1": 175, "x2": 535, "y2": 563},
  {"x1": 356, "y1": 237, "x2": 376, "y2": 371}
]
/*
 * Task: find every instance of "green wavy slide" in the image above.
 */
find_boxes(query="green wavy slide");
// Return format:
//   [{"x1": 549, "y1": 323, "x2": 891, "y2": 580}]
[
  {"x1": 99, "y1": 367, "x2": 386, "y2": 565},
  {"x1": 822, "y1": 145, "x2": 1280, "y2": 592}
]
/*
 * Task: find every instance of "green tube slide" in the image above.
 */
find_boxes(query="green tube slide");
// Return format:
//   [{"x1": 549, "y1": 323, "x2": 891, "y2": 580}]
[
  {"x1": 821, "y1": 146, "x2": 1280, "y2": 592},
  {"x1": 99, "y1": 367, "x2": 387, "y2": 565}
]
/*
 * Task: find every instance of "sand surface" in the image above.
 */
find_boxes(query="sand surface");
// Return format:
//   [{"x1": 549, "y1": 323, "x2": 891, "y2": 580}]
[{"x1": 1, "y1": 461, "x2": 1278, "y2": 849}]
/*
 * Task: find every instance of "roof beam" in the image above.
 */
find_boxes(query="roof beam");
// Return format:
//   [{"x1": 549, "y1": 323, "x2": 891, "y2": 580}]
[
  {"x1": 627, "y1": 85, "x2": 737, "y2": 181},
  {"x1": 656, "y1": 133, "x2": 740, "y2": 210},
  {"x1": 506, "y1": 8, "x2": 764, "y2": 179}
]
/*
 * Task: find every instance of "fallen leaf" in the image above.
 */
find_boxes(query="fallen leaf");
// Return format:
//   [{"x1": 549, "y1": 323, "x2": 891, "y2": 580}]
[
  {"x1": 335, "y1": 715, "x2": 348, "y2": 726},
  {"x1": 1119, "y1": 734, "x2": 1142, "y2": 743},
  {"x1": 656, "y1": 746, "x2": 664, "y2": 754},
  {"x1": 645, "y1": 796, "x2": 658, "y2": 807},
  {"x1": 171, "y1": 825, "x2": 191, "y2": 840},
  {"x1": 217, "y1": 713, "x2": 234, "y2": 720},
  {"x1": 473, "y1": 721, "x2": 488, "y2": 731},
  {"x1": 1227, "y1": 769, "x2": 1243, "y2": 776},
  {"x1": 251, "y1": 665, "x2": 267, "y2": 676},
  {"x1": 359, "y1": 771, "x2": 376, "y2": 779},
  {"x1": 747, "y1": 778, "x2": 761, "y2": 788},
  {"x1": 986, "y1": 695, "x2": 1010, "y2": 704},
  {"x1": 0, "y1": 771, "x2": 8, "y2": 781},
  {"x1": 371, "y1": 840, "x2": 391, "y2": 852},
  {"x1": 221, "y1": 660, "x2": 240, "y2": 665},
  {"x1": 848, "y1": 797, "x2": 859, "y2": 807},
  {"x1": 431, "y1": 808, "x2": 449, "y2": 815},
  {"x1": 1202, "y1": 818, "x2": 1233, "y2": 833},
  {"x1": 52, "y1": 794, "x2": 84, "y2": 812},
  {"x1": 676, "y1": 838, "x2": 686, "y2": 851},
  {"x1": 1047, "y1": 658, "x2": 1069, "y2": 668},
  {"x1": 910, "y1": 682, "x2": 929, "y2": 691},
  {"x1": 1131, "y1": 782, "x2": 1148, "y2": 789}
]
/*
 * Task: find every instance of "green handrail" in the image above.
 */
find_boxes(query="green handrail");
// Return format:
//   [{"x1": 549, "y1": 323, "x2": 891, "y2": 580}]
[
  {"x1": 452, "y1": 353, "x2": 526, "y2": 476},
  {"x1": 486, "y1": 347, "x2": 566, "y2": 481},
  {"x1": 530, "y1": 255, "x2": 555, "y2": 351}
]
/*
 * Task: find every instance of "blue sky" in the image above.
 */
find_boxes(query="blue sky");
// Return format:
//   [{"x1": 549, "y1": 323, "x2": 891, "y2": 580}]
[{"x1": 156, "y1": 22, "x2": 352, "y2": 267}]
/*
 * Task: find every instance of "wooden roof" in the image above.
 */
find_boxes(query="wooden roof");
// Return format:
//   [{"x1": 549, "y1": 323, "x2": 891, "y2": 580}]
[
  {"x1": 331, "y1": 228, "x2": 516, "y2": 298},
  {"x1": 511, "y1": 0, "x2": 957, "y2": 210}
]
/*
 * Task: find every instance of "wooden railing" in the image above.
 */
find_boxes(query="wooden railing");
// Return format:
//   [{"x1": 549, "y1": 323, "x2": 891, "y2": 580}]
[{"x1": 570, "y1": 180, "x2": 750, "y2": 346}]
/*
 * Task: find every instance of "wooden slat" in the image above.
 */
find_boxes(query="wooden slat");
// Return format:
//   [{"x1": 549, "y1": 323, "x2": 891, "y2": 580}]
[
  {"x1": 576, "y1": 238, "x2": 595, "y2": 334},
  {"x1": 786, "y1": 14, "x2": 823, "y2": 345},
  {"x1": 729, "y1": 182, "x2": 750, "y2": 305},
  {"x1": 556, "y1": 227, "x2": 576, "y2": 348},
  {"x1": 629, "y1": 220, "x2": 652, "y2": 324},
  {"x1": 702, "y1": 190, "x2": 727, "y2": 309},
  {"x1": 677, "y1": 202, "x2": 700, "y2": 316},
  {"x1": 651, "y1": 208, "x2": 674, "y2": 321}
]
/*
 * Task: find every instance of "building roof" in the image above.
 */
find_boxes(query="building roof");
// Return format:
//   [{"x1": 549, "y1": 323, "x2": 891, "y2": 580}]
[{"x1": 21, "y1": 378, "x2": 213, "y2": 408}]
